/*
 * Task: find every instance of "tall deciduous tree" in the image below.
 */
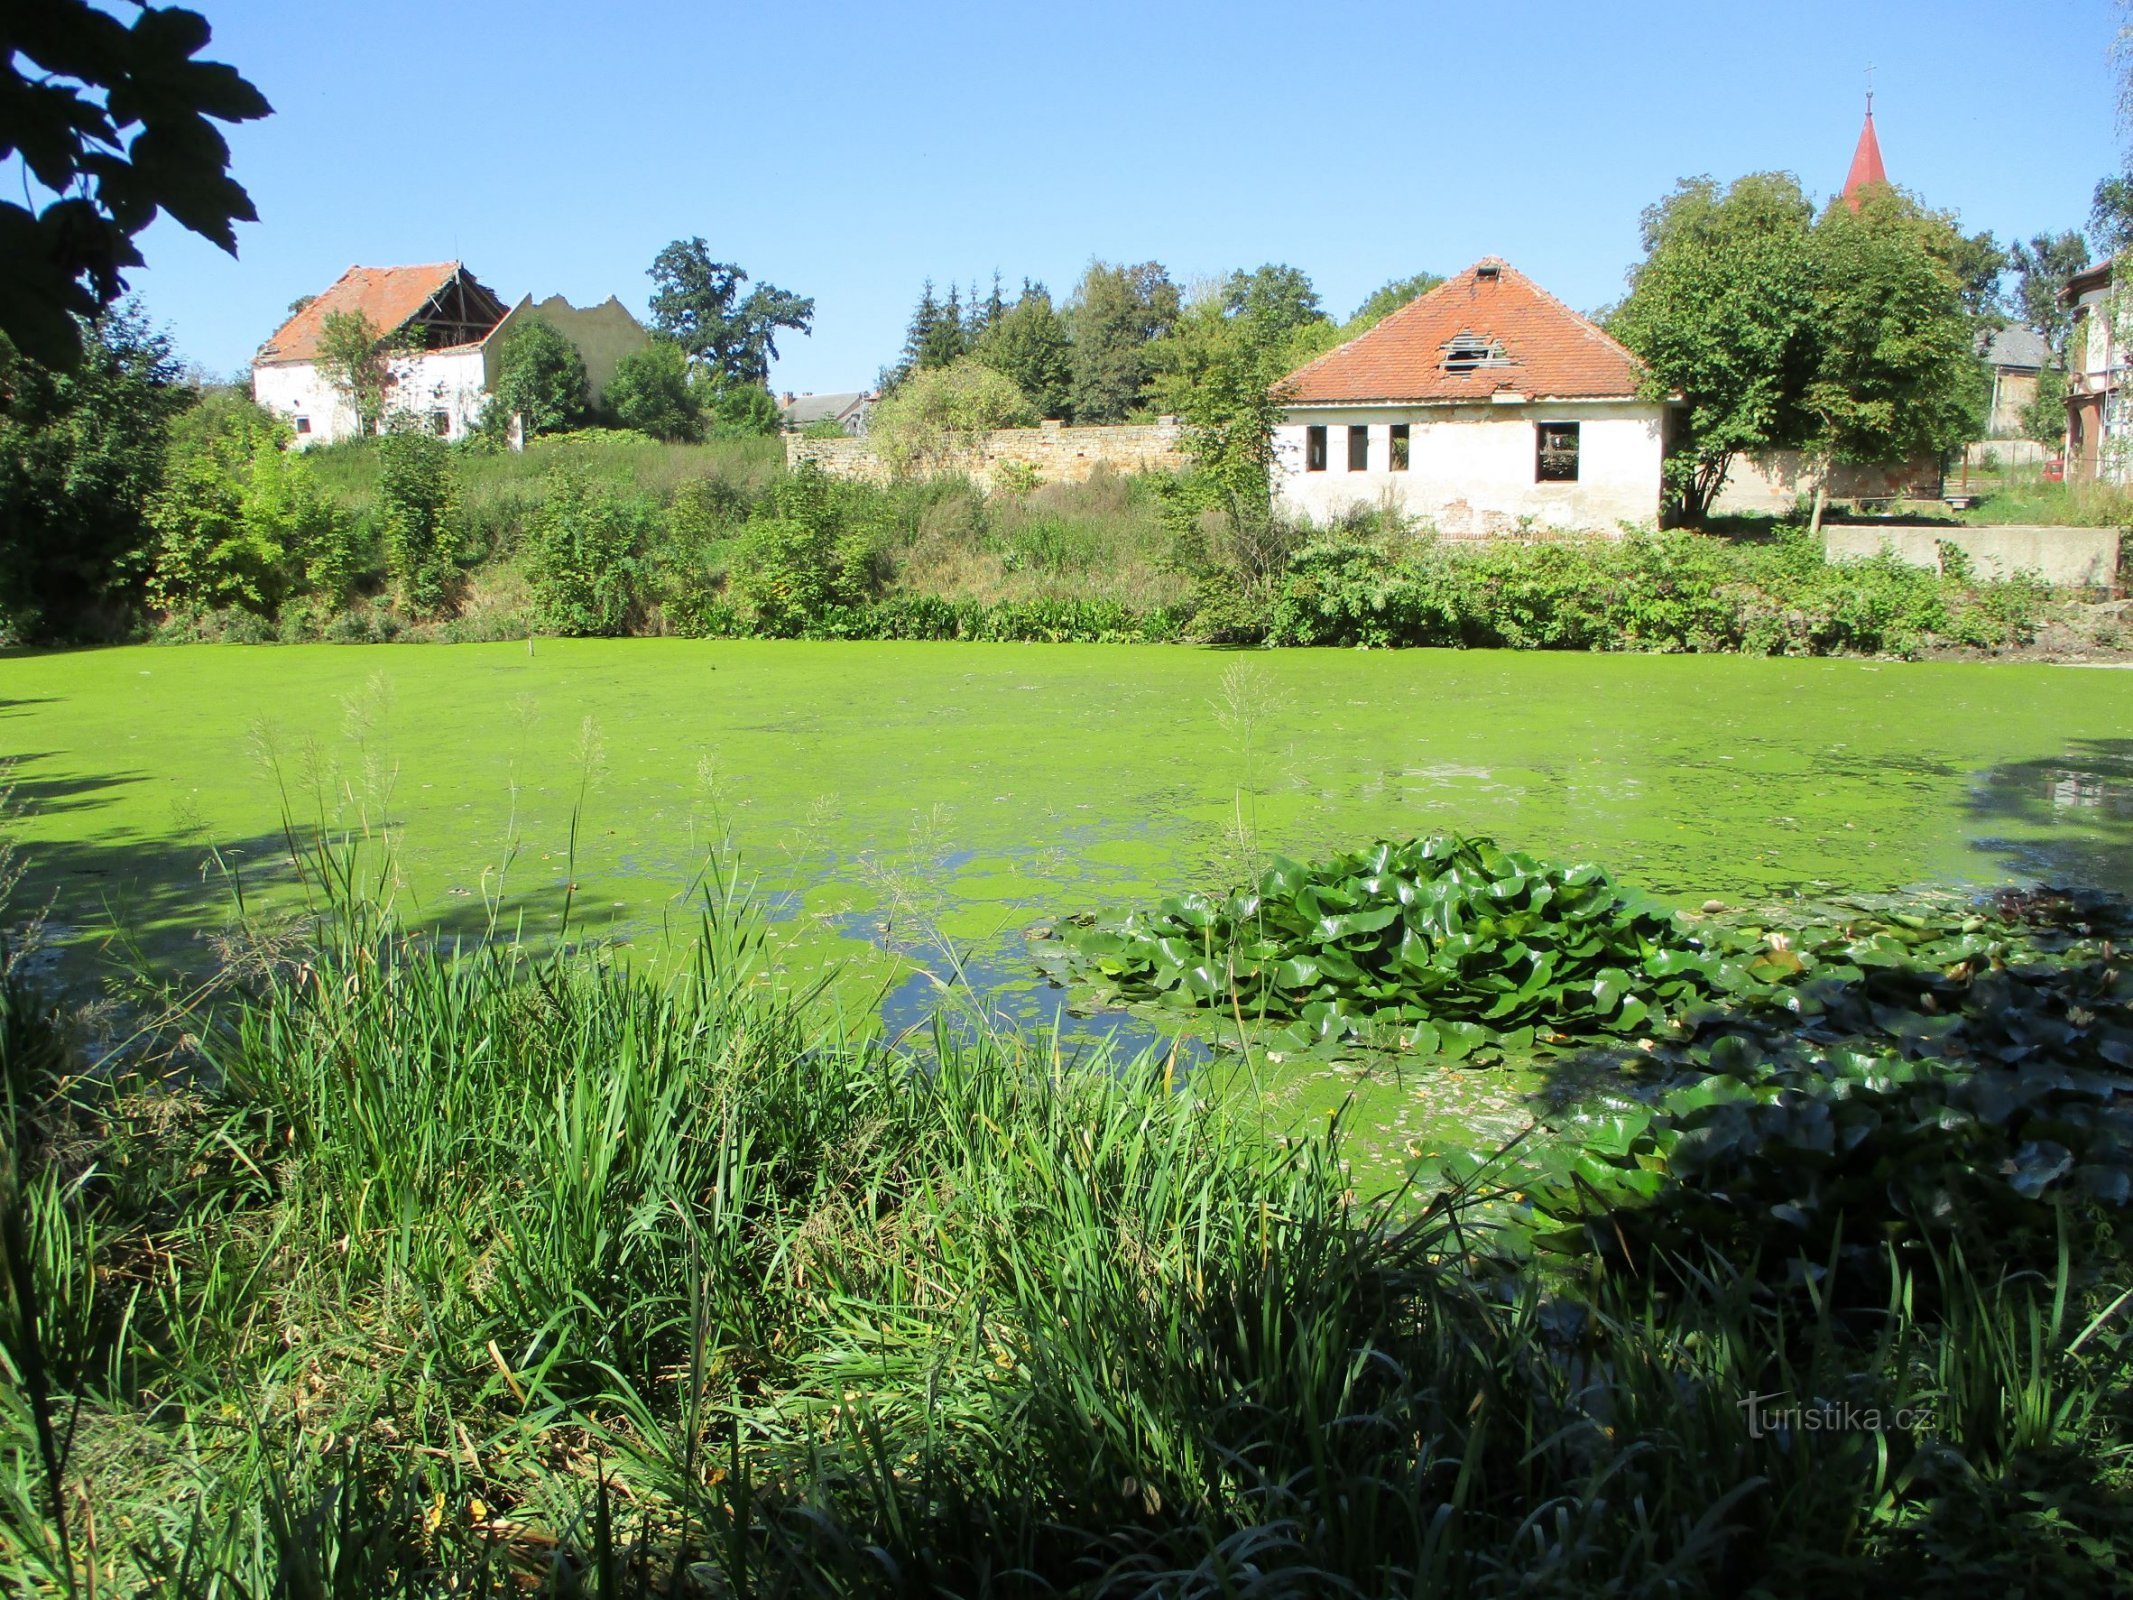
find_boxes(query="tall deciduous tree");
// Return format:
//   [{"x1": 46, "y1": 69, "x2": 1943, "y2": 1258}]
[
  {"x1": 1220, "y1": 264, "x2": 1325, "y2": 343},
  {"x1": 646, "y1": 239, "x2": 814, "y2": 387},
  {"x1": 0, "y1": 3, "x2": 271, "y2": 369},
  {"x1": 1067, "y1": 261, "x2": 1181, "y2": 423},
  {"x1": 972, "y1": 283, "x2": 1072, "y2": 421},
  {"x1": 1802, "y1": 188, "x2": 1987, "y2": 529},
  {"x1": 0, "y1": 303, "x2": 185, "y2": 638},
  {"x1": 1610, "y1": 173, "x2": 1822, "y2": 522},
  {"x1": 2008, "y1": 231, "x2": 2091, "y2": 358},
  {"x1": 1348, "y1": 272, "x2": 1446, "y2": 331}
]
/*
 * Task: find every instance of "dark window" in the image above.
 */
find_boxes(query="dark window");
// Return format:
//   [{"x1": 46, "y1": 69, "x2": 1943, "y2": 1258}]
[
  {"x1": 1305, "y1": 425, "x2": 1327, "y2": 472},
  {"x1": 294, "y1": 415, "x2": 311, "y2": 435},
  {"x1": 1536, "y1": 421, "x2": 1580, "y2": 482},
  {"x1": 1389, "y1": 423, "x2": 1410, "y2": 471},
  {"x1": 1347, "y1": 424, "x2": 1369, "y2": 471},
  {"x1": 431, "y1": 410, "x2": 451, "y2": 437}
]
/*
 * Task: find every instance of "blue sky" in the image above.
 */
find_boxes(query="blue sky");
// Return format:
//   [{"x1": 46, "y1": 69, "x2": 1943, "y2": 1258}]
[{"x1": 102, "y1": 0, "x2": 2128, "y2": 392}]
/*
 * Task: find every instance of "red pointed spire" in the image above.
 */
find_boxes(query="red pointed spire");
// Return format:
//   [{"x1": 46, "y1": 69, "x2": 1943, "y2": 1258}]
[{"x1": 1842, "y1": 99, "x2": 1886, "y2": 209}]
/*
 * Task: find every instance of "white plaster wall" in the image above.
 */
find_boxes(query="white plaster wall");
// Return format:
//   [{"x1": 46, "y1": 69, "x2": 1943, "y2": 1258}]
[
  {"x1": 253, "y1": 349, "x2": 493, "y2": 448},
  {"x1": 252, "y1": 362, "x2": 356, "y2": 446},
  {"x1": 1272, "y1": 402, "x2": 1664, "y2": 535}
]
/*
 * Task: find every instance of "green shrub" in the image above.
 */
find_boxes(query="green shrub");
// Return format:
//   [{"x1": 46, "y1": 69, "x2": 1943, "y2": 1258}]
[
  {"x1": 146, "y1": 395, "x2": 352, "y2": 617},
  {"x1": 373, "y1": 429, "x2": 459, "y2": 615},
  {"x1": 522, "y1": 467, "x2": 653, "y2": 636},
  {"x1": 727, "y1": 464, "x2": 884, "y2": 634},
  {"x1": 1256, "y1": 526, "x2": 2050, "y2": 656}
]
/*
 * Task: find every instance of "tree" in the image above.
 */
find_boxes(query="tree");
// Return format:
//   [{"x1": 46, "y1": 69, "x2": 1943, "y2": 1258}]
[
  {"x1": 1067, "y1": 260, "x2": 1181, "y2": 423},
  {"x1": 1610, "y1": 173, "x2": 1822, "y2": 522},
  {"x1": 314, "y1": 310, "x2": 410, "y2": 438},
  {"x1": 972, "y1": 282, "x2": 1072, "y2": 421},
  {"x1": 1801, "y1": 187, "x2": 1987, "y2": 530},
  {"x1": 489, "y1": 317, "x2": 589, "y2": 439},
  {"x1": 603, "y1": 339, "x2": 703, "y2": 441},
  {"x1": 1936, "y1": 225, "x2": 2008, "y2": 328},
  {"x1": 1348, "y1": 272, "x2": 1446, "y2": 332},
  {"x1": 0, "y1": 302, "x2": 186, "y2": 638},
  {"x1": 2093, "y1": 174, "x2": 2133, "y2": 257},
  {"x1": 921, "y1": 284, "x2": 969, "y2": 371},
  {"x1": 2008, "y1": 230, "x2": 2091, "y2": 357},
  {"x1": 1221, "y1": 264, "x2": 1326, "y2": 343},
  {"x1": 1, "y1": 3, "x2": 271, "y2": 369},
  {"x1": 866, "y1": 357, "x2": 1035, "y2": 471},
  {"x1": 647, "y1": 239, "x2": 813, "y2": 387},
  {"x1": 706, "y1": 381, "x2": 781, "y2": 438}
]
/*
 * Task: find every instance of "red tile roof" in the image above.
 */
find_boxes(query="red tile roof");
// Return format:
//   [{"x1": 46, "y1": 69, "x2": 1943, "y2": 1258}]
[
  {"x1": 254, "y1": 262, "x2": 463, "y2": 365},
  {"x1": 1278, "y1": 259, "x2": 1645, "y2": 405},
  {"x1": 1841, "y1": 110, "x2": 1887, "y2": 209}
]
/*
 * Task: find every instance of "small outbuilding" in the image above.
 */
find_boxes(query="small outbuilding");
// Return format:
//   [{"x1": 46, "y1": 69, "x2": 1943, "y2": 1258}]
[{"x1": 1272, "y1": 259, "x2": 1665, "y2": 536}]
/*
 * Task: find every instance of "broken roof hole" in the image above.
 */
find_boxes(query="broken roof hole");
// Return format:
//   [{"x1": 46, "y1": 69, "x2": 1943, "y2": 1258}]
[{"x1": 1440, "y1": 332, "x2": 1510, "y2": 374}]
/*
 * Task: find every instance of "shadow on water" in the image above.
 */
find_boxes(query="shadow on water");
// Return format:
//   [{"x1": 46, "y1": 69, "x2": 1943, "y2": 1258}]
[{"x1": 1969, "y1": 739, "x2": 2133, "y2": 894}]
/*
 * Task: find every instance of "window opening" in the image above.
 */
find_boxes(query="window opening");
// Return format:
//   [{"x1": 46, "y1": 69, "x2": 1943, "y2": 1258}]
[
  {"x1": 1536, "y1": 421, "x2": 1581, "y2": 482},
  {"x1": 1305, "y1": 425, "x2": 1327, "y2": 472},
  {"x1": 1347, "y1": 424, "x2": 1369, "y2": 471},
  {"x1": 1389, "y1": 423, "x2": 1410, "y2": 471}
]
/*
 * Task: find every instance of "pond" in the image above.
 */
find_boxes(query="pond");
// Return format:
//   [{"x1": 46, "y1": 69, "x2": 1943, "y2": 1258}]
[{"x1": 8, "y1": 641, "x2": 2132, "y2": 1171}]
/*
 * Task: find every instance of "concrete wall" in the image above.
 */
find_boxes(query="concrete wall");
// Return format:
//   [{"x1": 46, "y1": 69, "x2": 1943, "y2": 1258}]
[
  {"x1": 1711, "y1": 451, "x2": 1942, "y2": 515},
  {"x1": 1824, "y1": 523, "x2": 2121, "y2": 588},
  {"x1": 787, "y1": 418, "x2": 1189, "y2": 491},
  {"x1": 254, "y1": 346, "x2": 492, "y2": 447},
  {"x1": 1272, "y1": 401, "x2": 1665, "y2": 536}
]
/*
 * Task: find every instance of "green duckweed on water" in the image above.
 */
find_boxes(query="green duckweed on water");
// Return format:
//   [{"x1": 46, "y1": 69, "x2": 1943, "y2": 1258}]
[{"x1": 6, "y1": 639, "x2": 2132, "y2": 1176}]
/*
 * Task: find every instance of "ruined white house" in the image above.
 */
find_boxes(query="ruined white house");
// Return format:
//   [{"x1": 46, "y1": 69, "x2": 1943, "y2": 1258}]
[
  {"x1": 251, "y1": 262, "x2": 650, "y2": 447},
  {"x1": 1272, "y1": 260, "x2": 1667, "y2": 536}
]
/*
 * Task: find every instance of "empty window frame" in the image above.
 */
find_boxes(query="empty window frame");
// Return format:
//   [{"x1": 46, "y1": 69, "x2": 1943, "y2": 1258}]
[
  {"x1": 1347, "y1": 424, "x2": 1369, "y2": 471},
  {"x1": 430, "y1": 409, "x2": 452, "y2": 438},
  {"x1": 1536, "y1": 421, "x2": 1580, "y2": 482},
  {"x1": 1305, "y1": 424, "x2": 1328, "y2": 471},
  {"x1": 1389, "y1": 423, "x2": 1410, "y2": 471},
  {"x1": 294, "y1": 415, "x2": 311, "y2": 435}
]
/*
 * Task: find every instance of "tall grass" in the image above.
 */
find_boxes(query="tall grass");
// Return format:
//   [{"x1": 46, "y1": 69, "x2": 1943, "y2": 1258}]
[{"x1": 1, "y1": 834, "x2": 2130, "y2": 1593}]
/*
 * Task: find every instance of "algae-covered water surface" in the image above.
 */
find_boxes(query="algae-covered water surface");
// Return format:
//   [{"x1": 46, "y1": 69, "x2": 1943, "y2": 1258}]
[{"x1": 7, "y1": 641, "x2": 2131, "y2": 1168}]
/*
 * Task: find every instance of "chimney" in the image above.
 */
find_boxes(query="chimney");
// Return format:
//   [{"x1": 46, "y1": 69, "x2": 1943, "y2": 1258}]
[{"x1": 780, "y1": 391, "x2": 795, "y2": 407}]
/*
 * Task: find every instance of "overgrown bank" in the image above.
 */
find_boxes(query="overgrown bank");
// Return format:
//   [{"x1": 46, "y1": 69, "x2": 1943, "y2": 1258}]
[
  {"x1": 5, "y1": 831, "x2": 2133, "y2": 1594},
  {"x1": 144, "y1": 414, "x2": 2082, "y2": 658}
]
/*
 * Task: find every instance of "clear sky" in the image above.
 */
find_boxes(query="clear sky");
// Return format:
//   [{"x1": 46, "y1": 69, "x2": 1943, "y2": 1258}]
[{"x1": 99, "y1": 0, "x2": 2128, "y2": 393}]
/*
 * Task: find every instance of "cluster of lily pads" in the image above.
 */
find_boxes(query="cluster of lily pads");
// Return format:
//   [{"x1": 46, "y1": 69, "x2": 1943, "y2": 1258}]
[
  {"x1": 1062, "y1": 837, "x2": 2133, "y2": 1253},
  {"x1": 1514, "y1": 885, "x2": 2133, "y2": 1268},
  {"x1": 1060, "y1": 833, "x2": 1785, "y2": 1057}
]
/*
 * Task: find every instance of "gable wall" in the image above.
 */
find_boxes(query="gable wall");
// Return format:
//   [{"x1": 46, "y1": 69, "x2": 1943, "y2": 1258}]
[{"x1": 1273, "y1": 401, "x2": 1665, "y2": 535}]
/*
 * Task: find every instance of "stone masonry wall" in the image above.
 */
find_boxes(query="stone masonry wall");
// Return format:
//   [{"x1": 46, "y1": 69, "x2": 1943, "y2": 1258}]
[{"x1": 785, "y1": 418, "x2": 1189, "y2": 492}]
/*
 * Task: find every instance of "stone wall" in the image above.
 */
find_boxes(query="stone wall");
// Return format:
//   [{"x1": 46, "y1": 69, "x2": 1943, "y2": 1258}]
[{"x1": 785, "y1": 418, "x2": 1189, "y2": 491}]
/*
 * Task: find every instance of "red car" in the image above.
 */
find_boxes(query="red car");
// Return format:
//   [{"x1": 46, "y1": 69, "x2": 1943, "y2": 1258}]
[{"x1": 2044, "y1": 454, "x2": 2066, "y2": 484}]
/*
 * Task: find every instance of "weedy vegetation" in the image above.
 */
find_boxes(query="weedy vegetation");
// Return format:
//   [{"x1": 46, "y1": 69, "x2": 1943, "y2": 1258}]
[{"x1": 1, "y1": 800, "x2": 2132, "y2": 1595}]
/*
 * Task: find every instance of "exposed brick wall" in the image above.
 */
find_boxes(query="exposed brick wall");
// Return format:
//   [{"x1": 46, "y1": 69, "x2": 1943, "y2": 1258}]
[{"x1": 785, "y1": 418, "x2": 1190, "y2": 490}]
